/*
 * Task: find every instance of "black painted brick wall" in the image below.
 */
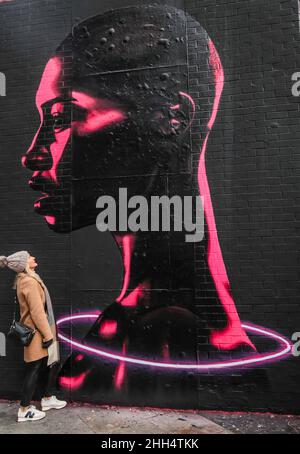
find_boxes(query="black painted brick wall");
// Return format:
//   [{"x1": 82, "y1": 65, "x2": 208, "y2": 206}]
[
  {"x1": 0, "y1": 0, "x2": 73, "y2": 400},
  {"x1": 0, "y1": 0, "x2": 299, "y2": 413}
]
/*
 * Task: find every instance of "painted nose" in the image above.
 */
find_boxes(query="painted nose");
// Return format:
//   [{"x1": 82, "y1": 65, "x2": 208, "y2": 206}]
[{"x1": 22, "y1": 147, "x2": 53, "y2": 171}]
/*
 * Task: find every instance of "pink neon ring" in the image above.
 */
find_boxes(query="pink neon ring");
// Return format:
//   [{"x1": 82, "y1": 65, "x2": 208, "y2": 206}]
[{"x1": 57, "y1": 313, "x2": 292, "y2": 371}]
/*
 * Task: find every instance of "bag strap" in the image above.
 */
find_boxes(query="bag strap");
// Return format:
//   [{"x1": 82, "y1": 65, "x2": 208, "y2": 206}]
[{"x1": 13, "y1": 291, "x2": 19, "y2": 323}]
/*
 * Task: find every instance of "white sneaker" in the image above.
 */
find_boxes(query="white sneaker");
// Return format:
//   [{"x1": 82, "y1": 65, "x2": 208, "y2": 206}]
[
  {"x1": 41, "y1": 395, "x2": 67, "y2": 411},
  {"x1": 17, "y1": 405, "x2": 46, "y2": 422}
]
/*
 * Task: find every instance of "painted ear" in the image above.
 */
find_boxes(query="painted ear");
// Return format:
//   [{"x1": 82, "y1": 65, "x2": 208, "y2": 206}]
[
  {"x1": 150, "y1": 91, "x2": 196, "y2": 136},
  {"x1": 169, "y1": 91, "x2": 196, "y2": 134}
]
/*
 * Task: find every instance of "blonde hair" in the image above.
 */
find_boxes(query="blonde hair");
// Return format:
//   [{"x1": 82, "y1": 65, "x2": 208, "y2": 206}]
[
  {"x1": 24, "y1": 263, "x2": 35, "y2": 277},
  {"x1": 12, "y1": 262, "x2": 43, "y2": 289}
]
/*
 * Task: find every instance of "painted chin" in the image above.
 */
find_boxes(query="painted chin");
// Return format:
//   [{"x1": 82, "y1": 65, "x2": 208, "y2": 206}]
[
  {"x1": 33, "y1": 194, "x2": 72, "y2": 233},
  {"x1": 44, "y1": 215, "x2": 56, "y2": 226},
  {"x1": 33, "y1": 196, "x2": 59, "y2": 223}
]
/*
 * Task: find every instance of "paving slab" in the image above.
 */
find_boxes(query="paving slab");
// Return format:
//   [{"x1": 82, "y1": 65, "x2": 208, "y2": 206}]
[
  {"x1": 199, "y1": 411, "x2": 300, "y2": 434},
  {"x1": 0, "y1": 401, "x2": 231, "y2": 434},
  {"x1": 2, "y1": 401, "x2": 299, "y2": 435}
]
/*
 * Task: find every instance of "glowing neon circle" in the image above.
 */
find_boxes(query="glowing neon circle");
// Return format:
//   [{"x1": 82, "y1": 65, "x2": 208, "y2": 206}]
[{"x1": 57, "y1": 313, "x2": 292, "y2": 371}]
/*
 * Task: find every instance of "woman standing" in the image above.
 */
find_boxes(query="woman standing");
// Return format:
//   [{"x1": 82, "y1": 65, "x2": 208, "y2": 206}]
[{"x1": 0, "y1": 251, "x2": 66, "y2": 422}]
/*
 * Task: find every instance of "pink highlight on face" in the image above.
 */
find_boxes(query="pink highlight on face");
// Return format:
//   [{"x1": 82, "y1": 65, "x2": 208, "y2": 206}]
[
  {"x1": 179, "y1": 91, "x2": 196, "y2": 128},
  {"x1": 44, "y1": 128, "x2": 71, "y2": 185},
  {"x1": 197, "y1": 40, "x2": 255, "y2": 351},
  {"x1": 25, "y1": 58, "x2": 128, "y2": 229},
  {"x1": 99, "y1": 320, "x2": 118, "y2": 339},
  {"x1": 59, "y1": 371, "x2": 88, "y2": 390},
  {"x1": 45, "y1": 215, "x2": 55, "y2": 225},
  {"x1": 26, "y1": 57, "x2": 71, "y2": 185},
  {"x1": 170, "y1": 92, "x2": 195, "y2": 131},
  {"x1": 36, "y1": 57, "x2": 63, "y2": 112},
  {"x1": 72, "y1": 90, "x2": 127, "y2": 135},
  {"x1": 179, "y1": 91, "x2": 196, "y2": 112}
]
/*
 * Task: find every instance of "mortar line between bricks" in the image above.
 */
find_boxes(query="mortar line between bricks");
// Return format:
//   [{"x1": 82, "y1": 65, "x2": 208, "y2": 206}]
[{"x1": 298, "y1": 0, "x2": 300, "y2": 34}]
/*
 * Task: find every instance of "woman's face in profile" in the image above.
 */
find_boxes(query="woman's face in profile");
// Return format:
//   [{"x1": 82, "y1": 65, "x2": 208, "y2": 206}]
[
  {"x1": 22, "y1": 56, "x2": 133, "y2": 232},
  {"x1": 27, "y1": 255, "x2": 37, "y2": 270},
  {"x1": 22, "y1": 56, "x2": 190, "y2": 233}
]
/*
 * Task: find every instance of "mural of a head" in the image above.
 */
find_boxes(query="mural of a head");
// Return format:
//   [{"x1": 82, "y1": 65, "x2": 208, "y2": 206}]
[
  {"x1": 22, "y1": 4, "x2": 256, "y2": 359},
  {"x1": 0, "y1": 0, "x2": 293, "y2": 411},
  {"x1": 22, "y1": 4, "x2": 221, "y2": 233}
]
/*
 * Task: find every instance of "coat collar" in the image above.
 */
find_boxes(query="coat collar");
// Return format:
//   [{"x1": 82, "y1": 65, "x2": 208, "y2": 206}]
[{"x1": 17, "y1": 272, "x2": 46, "y2": 290}]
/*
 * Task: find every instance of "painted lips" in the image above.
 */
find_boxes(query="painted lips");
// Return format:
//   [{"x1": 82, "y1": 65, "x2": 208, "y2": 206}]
[{"x1": 29, "y1": 176, "x2": 69, "y2": 218}]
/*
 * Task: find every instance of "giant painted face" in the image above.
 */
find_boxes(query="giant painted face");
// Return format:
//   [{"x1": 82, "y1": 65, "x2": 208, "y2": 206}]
[
  {"x1": 22, "y1": 54, "x2": 196, "y2": 233},
  {"x1": 21, "y1": 5, "x2": 213, "y2": 233},
  {"x1": 22, "y1": 56, "x2": 128, "y2": 232}
]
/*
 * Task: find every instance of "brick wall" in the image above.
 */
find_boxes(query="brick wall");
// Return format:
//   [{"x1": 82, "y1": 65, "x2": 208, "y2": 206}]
[
  {"x1": 0, "y1": 0, "x2": 73, "y2": 400},
  {"x1": 0, "y1": 0, "x2": 299, "y2": 413}
]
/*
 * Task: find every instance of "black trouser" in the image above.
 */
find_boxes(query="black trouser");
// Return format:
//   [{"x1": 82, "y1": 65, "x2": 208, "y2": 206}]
[{"x1": 20, "y1": 357, "x2": 60, "y2": 408}]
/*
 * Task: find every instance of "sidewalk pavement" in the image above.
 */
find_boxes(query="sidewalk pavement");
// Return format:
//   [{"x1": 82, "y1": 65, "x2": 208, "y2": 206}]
[{"x1": 0, "y1": 401, "x2": 299, "y2": 434}]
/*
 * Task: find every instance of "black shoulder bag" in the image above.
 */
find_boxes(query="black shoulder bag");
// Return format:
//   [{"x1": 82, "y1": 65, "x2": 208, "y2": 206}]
[{"x1": 7, "y1": 292, "x2": 36, "y2": 347}]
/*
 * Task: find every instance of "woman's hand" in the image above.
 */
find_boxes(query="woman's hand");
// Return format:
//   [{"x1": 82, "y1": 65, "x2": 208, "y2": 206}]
[{"x1": 42, "y1": 338, "x2": 53, "y2": 349}]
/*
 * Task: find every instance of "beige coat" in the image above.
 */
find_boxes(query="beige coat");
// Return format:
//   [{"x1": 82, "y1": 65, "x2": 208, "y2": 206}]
[{"x1": 16, "y1": 272, "x2": 53, "y2": 363}]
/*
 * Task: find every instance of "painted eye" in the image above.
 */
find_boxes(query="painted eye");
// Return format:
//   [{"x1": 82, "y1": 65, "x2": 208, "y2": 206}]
[{"x1": 53, "y1": 114, "x2": 64, "y2": 132}]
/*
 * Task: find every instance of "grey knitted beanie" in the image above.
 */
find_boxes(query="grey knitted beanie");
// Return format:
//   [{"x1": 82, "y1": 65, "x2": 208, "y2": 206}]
[{"x1": 0, "y1": 251, "x2": 30, "y2": 273}]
